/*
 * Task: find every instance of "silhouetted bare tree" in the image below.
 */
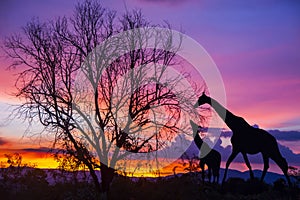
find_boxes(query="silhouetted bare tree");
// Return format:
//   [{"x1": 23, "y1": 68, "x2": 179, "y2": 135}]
[
  {"x1": 179, "y1": 152, "x2": 200, "y2": 173},
  {"x1": 4, "y1": 0, "x2": 200, "y2": 197}
]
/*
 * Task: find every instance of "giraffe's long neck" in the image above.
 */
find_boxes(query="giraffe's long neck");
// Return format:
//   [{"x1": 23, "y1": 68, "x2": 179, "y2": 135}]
[
  {"x1": 190, "y1": 120, "x2": 204, "y2": 149},
  {"x1": 194, "y1": 132, "x2": 203, "y2": 150},
  {"x1": 209, "y1": 98, "x2": 249, "y2": 131}
]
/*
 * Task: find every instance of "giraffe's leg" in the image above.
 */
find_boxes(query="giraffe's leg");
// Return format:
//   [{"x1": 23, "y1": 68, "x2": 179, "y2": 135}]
[
  {"x1": 242, "y1": 153, "x2": 254, "y2": 179},
  {"x1": 222, "y1": 150, "x2": 239, "y2": 184},
  {"x1": 261, "y1": 154, "x2": 269, "y2": 182},
  {"x1": 212, "y1": 168, "x2": 216, "y2": 183},
  {"x1": 208, "y1": 167, "x2": 212, "y2": 183},
  {"x1": 213, "y1": 168, "x2": 219, "y2": 184},
  {"x1": 200, "y1": 161, "x2": 205, "y2": 183}
]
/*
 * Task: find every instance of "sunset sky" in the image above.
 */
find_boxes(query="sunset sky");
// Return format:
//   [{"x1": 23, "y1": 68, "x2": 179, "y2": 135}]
[{"x1": 0, "y1": 0, "x2": 299, "y2": 175}]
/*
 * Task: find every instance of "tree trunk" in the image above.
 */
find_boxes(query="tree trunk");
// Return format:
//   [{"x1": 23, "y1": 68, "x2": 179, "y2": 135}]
[{"x1": 100, "y1": 164, "x2": 115, "y2": 198}]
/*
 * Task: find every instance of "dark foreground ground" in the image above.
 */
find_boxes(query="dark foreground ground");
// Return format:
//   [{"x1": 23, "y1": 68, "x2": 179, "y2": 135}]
[{"x1": 1, "y1": 172, "x2": 299, "y2": 200}]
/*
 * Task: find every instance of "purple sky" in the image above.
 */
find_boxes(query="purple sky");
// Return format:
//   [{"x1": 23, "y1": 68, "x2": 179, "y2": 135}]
[
  {"x1": 1, "y1": 0, "x2": 299, "y2": 130},
  {"x1": 0, "y1": 0, "x2": 299, "y2": 171}
]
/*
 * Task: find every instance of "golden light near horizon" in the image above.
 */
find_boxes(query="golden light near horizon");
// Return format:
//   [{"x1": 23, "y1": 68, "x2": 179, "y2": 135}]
[
  {"x1": 0, "y1": 152, "x2": 59, "y2": 169},
  {"x1": 0, "y1": 151, "x2": 191, "y2": 177}
]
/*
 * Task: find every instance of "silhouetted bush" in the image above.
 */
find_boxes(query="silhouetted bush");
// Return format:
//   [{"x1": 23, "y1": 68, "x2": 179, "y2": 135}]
[
  {"x1": 273, "y1": 178, "x2": 286, "y2": 191},
  {"x1": 0, "y1": 169, "x2": 299, "y2": 200},
  {"x1": 222, "y1": 177, "x2": 268, "y2": 195}
]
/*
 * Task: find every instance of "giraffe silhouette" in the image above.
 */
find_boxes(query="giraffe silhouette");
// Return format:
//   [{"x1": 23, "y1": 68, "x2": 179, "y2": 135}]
[
  {"x1": 194, "y1": 93, "x2": 292, "y2": 186},
  {"x1": 190, "y1": 120, "x2": 221, "y2": 183}
]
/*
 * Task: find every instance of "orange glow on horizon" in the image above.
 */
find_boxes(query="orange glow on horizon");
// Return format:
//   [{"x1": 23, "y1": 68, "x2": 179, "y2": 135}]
[
  {"x1": 0, "y1": 149, "x2": 197, "y2": 176},
  {"x1": 0, "y1": 149, "x2": 289, "y2": 177},
  {"x1": 0, "y1": 149, "x2": 59, "y2": 169}
]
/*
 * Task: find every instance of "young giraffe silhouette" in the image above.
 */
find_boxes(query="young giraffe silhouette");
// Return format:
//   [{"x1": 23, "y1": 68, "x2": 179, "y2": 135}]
[
  {"x1": 194, "y1": 93, "x2": 292, "y2": 186},
  {"x1": 190, "y1": 120, "x2": 221, "y2": 183}
]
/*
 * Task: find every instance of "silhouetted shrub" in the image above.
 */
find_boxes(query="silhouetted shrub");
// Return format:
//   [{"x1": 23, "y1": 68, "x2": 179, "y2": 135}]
[
  {"x1": 1, "y1": 170, "x2": 299, "y2": 199},
  {"x1": 222, "y1": 177, "x2": 268, "y2": 195},
  {"x1": 273, "y1": 178, "x2": 286, "y2": 192}
]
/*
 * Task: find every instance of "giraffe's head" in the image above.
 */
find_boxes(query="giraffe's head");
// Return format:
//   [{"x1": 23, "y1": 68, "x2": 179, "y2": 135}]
[{"x1": 193, "y1": 92, "x2": 211, "y2": 108}]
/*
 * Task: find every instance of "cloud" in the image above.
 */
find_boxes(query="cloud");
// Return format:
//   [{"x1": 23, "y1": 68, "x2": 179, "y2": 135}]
[
  {"x1": 214, "y1": 137, "x2": 300, "y2": 166},
  {"x1": 0, "y1": 137, "x2": 9, "y2": 145},
  {"x1": 217, "y1": 128, "x2": 300, "y2": 142},
  {"x1": 177, "y1": 130, "x2": 300, "y2": 167},
  {"x1": 152, "y1": 128, "x2": 300, "y2": 167},
  {"x1": 277, "y1": 143, "x2": 300, "y2": 166},
  {"x1": 20, "y1": 147, "x2": 55, "y2": 153},
  {"x1": 269, "y1": 130, "x2": 300, "y2": 141},
  {"x1": 220, "y1": 130, "x2": 233, "y2": 138},
  {"x1": 0, "y1": 146, "x2": 61, "y2": 156}
]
